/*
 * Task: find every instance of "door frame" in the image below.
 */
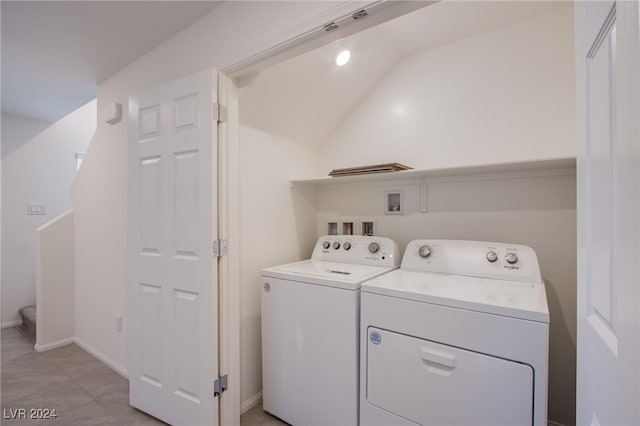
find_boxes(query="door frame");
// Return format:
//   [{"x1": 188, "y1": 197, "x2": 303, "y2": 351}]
[{"x1": 217, "y1": 72, "x2": 241, "y2": 426}]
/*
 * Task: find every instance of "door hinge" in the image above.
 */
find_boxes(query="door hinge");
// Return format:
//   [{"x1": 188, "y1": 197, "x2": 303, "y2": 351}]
[
  {"x1": 213, "y1": 102, "x2": 227, "y2": 123},
  {"x1": 214, "y1": 374, "x2": 228, "y2": 397},
  {"x1": 213, "y1": 239, "x2": 228, "y2": 257}
]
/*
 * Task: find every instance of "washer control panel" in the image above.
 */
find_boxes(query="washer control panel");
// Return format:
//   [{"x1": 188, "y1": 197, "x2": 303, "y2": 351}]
[
  {"x1": 312, "y1": 235, "x2": 400, "y2": 267},
  {"x1": 402, "y1": 239, "x2": 542, "y2": 284}
]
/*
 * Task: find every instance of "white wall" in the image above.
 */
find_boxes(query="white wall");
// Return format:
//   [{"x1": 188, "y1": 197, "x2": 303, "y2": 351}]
[
  {"x1": 70, "y1": 0, "x2": 376, "y2": 390},
  {"x1": 317, "y1": 6, "x2": 576, "y2": 174},
  {"x1": 1, "y1": 101, "x2": 95, "y2": 327},
  {"x1": 237, "y1": 124, "x2": 317, "y2": 407},
  {"x1": 1, "y1": 113, "x2": 50, "y2": 327},
  {"x1": 35, "y1": 209, "x2": 75, "y2": 350}
]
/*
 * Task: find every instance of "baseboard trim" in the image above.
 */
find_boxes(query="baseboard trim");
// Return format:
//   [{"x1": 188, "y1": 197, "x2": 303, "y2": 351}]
[
  {"x1": 74, "y1": 336, "x2": 129, "y2": 379},
  {"x1": 241, "y1": 391, "x2": 262, "y2": 414},
  {"x1": 2, "y1": 320, "x2": 23, "y2": 329},
  {"x1": 34, "y1": 337, "x2": 75, "y2": 352}
]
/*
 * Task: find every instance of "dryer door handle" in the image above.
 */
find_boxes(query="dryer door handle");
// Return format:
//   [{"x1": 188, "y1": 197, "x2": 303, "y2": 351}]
[{"x1": 420, "y1": 347, "x2": 457, "y2": 369}]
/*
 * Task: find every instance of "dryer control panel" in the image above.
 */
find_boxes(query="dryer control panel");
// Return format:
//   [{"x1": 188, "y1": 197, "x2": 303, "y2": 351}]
[
  {"x1": 401, "y1": 239, "x2": 542, "y2": 284},
  {"x1": 312, "y1": 235, "x2": 400, "y2": 267}
]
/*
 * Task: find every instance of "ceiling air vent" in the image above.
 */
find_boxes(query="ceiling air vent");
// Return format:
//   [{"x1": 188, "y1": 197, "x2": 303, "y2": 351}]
[
  {"x1": 323, "y1": 22, "x2": 339, "y2": 32},
  {"x1": 352, "y1": 10, "x2": 368, "y2": 20}
]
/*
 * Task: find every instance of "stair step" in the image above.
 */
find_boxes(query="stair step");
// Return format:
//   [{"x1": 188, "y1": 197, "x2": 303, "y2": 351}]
[{"x1": 18, "y1": 304, "x2": 36, "y2": 344}]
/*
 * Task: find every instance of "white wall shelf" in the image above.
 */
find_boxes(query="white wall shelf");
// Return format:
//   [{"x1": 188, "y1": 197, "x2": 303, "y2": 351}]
[{"x1": 291, "y1": 157, "x2": 576, "y2": 187}]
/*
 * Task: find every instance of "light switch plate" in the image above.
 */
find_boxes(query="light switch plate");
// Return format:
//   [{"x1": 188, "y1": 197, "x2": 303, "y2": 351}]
[{"x1": 27, "y1": 204, "x2": 47, "y2": 215}]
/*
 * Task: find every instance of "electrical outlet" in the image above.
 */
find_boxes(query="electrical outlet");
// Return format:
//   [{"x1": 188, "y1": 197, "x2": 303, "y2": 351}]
[
  {"x1": 115, "y1": 315, "x2": 123, "y2": 333},
  {"x1": 341, "y1": 221, "x2": 355, "y2": 235},
  {"x1": 360, "y1": 219, "x2": 376, "y2": 236},
  {"x1": 327, "y1": 221, "x2": 338, "y2": 235},
  {"x1": 27, "y1": 203, "x2": 47, "y2": 215}
]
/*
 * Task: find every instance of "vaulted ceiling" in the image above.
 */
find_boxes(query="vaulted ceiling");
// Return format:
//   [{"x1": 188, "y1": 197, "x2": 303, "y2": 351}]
[
  {"x1": 1, "y1": 0, "x2": 568, "y2": 129},
  {"x1": 240, "y1": 1, "x2": 568, "y2": 146}
]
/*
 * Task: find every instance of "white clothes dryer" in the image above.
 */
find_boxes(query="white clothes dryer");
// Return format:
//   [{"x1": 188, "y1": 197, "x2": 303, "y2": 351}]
[
  {"x1": 360, "y1": 239, "x2": 549, "y2": 426},
  {"x1": 261, "y1": 235, "x2": 400, "y2": 426}
]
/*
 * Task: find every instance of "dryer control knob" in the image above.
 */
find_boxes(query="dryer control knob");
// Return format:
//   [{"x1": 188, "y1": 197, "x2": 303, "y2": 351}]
[
  {"x1": 322, "y1": 241, "x2": 331, "y2": 250},
  {"x1": 505, "y1": 252, "x2": 518, "y2": 264},
  {"x1": 333, "y1": 241, "x2": 341, "y2": 250},
  {"x1": 343, "y1": 242, "x2": 351, "y2": 251},
  {"x1": 418, "y1": 245, "x2": 432, "y2": 258},
  {"x1": 486, "y1": 251, "x2": 498, "y2": 263},
  {"x1": 368, "y1": 242, "x2": 380, "y2": 254}
]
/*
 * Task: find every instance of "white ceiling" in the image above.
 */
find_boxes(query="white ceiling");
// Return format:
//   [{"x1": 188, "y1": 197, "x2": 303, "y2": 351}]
[
  {"x1": 1, "y1": 1, "x2": 221, "y2": 123},
  {"x1": 1, "y1": 0, "x2": 568, "y2": 127},
  {"x1": 240, "y1": 1, "x2": 569, "y2": 146}
]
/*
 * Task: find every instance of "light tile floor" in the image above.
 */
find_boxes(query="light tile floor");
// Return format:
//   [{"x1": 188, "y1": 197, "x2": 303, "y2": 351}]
[
  {"x1": 241, "y1": 404, "x2": 287, "y2": 426},
  {"x1": 1, "y1": 328, "x2": 285, "y2": 426},
  {"x1": 1, "y1": 327, "x2": 165, "y2": 425}
]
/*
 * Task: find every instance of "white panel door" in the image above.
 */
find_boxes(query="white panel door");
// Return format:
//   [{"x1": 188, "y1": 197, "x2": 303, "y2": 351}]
[
  {"x1": 576, "y1": 2, "x2": 640, "y2": 425},
  {"x1": 128, "y1": 69, "x2": 218, "y2": 426}
]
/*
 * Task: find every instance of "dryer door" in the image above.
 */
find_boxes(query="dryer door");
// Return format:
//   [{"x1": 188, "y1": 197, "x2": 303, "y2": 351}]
[{"x1": 366, "y1": 327, "x2": 534, "y2": 426}]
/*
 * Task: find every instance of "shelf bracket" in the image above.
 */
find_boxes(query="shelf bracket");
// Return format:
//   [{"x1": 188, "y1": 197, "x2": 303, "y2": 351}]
[{"x1": 420, "y1": 179, "x2": 428, "y2": 213}]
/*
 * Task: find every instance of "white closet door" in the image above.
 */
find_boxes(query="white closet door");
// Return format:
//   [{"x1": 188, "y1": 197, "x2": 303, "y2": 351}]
[
  {"x1": 128, "y1": 69, "x2": 219, "y2": 426},
  {"x1": 576, "y1": 2, "x2": 640, "y2": 425}
]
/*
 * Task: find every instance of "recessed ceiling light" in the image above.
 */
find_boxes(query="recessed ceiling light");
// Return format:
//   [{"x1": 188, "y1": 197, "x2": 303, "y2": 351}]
[{"x1": 336, "y1": 50, "x2": 351, "y2": 66}]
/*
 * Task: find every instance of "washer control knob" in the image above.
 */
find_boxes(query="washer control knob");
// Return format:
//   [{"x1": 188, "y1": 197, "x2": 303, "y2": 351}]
[
  {"x1": 343, "y1": 242, "x2": 351, "y2": 251},
  {"x1": 418, "y1": 245, "x2": 432, "y2": 258},
  {"x1": 486, "y1": 251, "x2": 498, "y2": 263},
  {"x1": 505, "y1": 252, "x2": 518, "y2": 264},
  {"x1": 333, "y1": 241, "x2": 341, "y2": 250},
  {"x1": 368, "y1": 242, "x2": 380, "y2": 254},
  {"x1": 322, "y1": 241, "x2": 330, "y2": 250}
]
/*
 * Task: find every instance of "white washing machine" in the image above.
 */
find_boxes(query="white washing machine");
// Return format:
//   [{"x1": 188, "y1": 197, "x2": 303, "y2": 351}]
[
  {"x1": 360, "y1": 239, "x2": 549, "y2": 426},
  {"x1": 261, "y1": 235, "x2": 400, "y2": 426}
]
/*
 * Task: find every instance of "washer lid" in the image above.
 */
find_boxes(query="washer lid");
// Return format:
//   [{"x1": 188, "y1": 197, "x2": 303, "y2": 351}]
[
  {"x1": 362, "y1": 269, "x2": 549, "y2": 323},
  {"x1": 262, "y1": 259, "x2": 398, "y2": 290}
]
